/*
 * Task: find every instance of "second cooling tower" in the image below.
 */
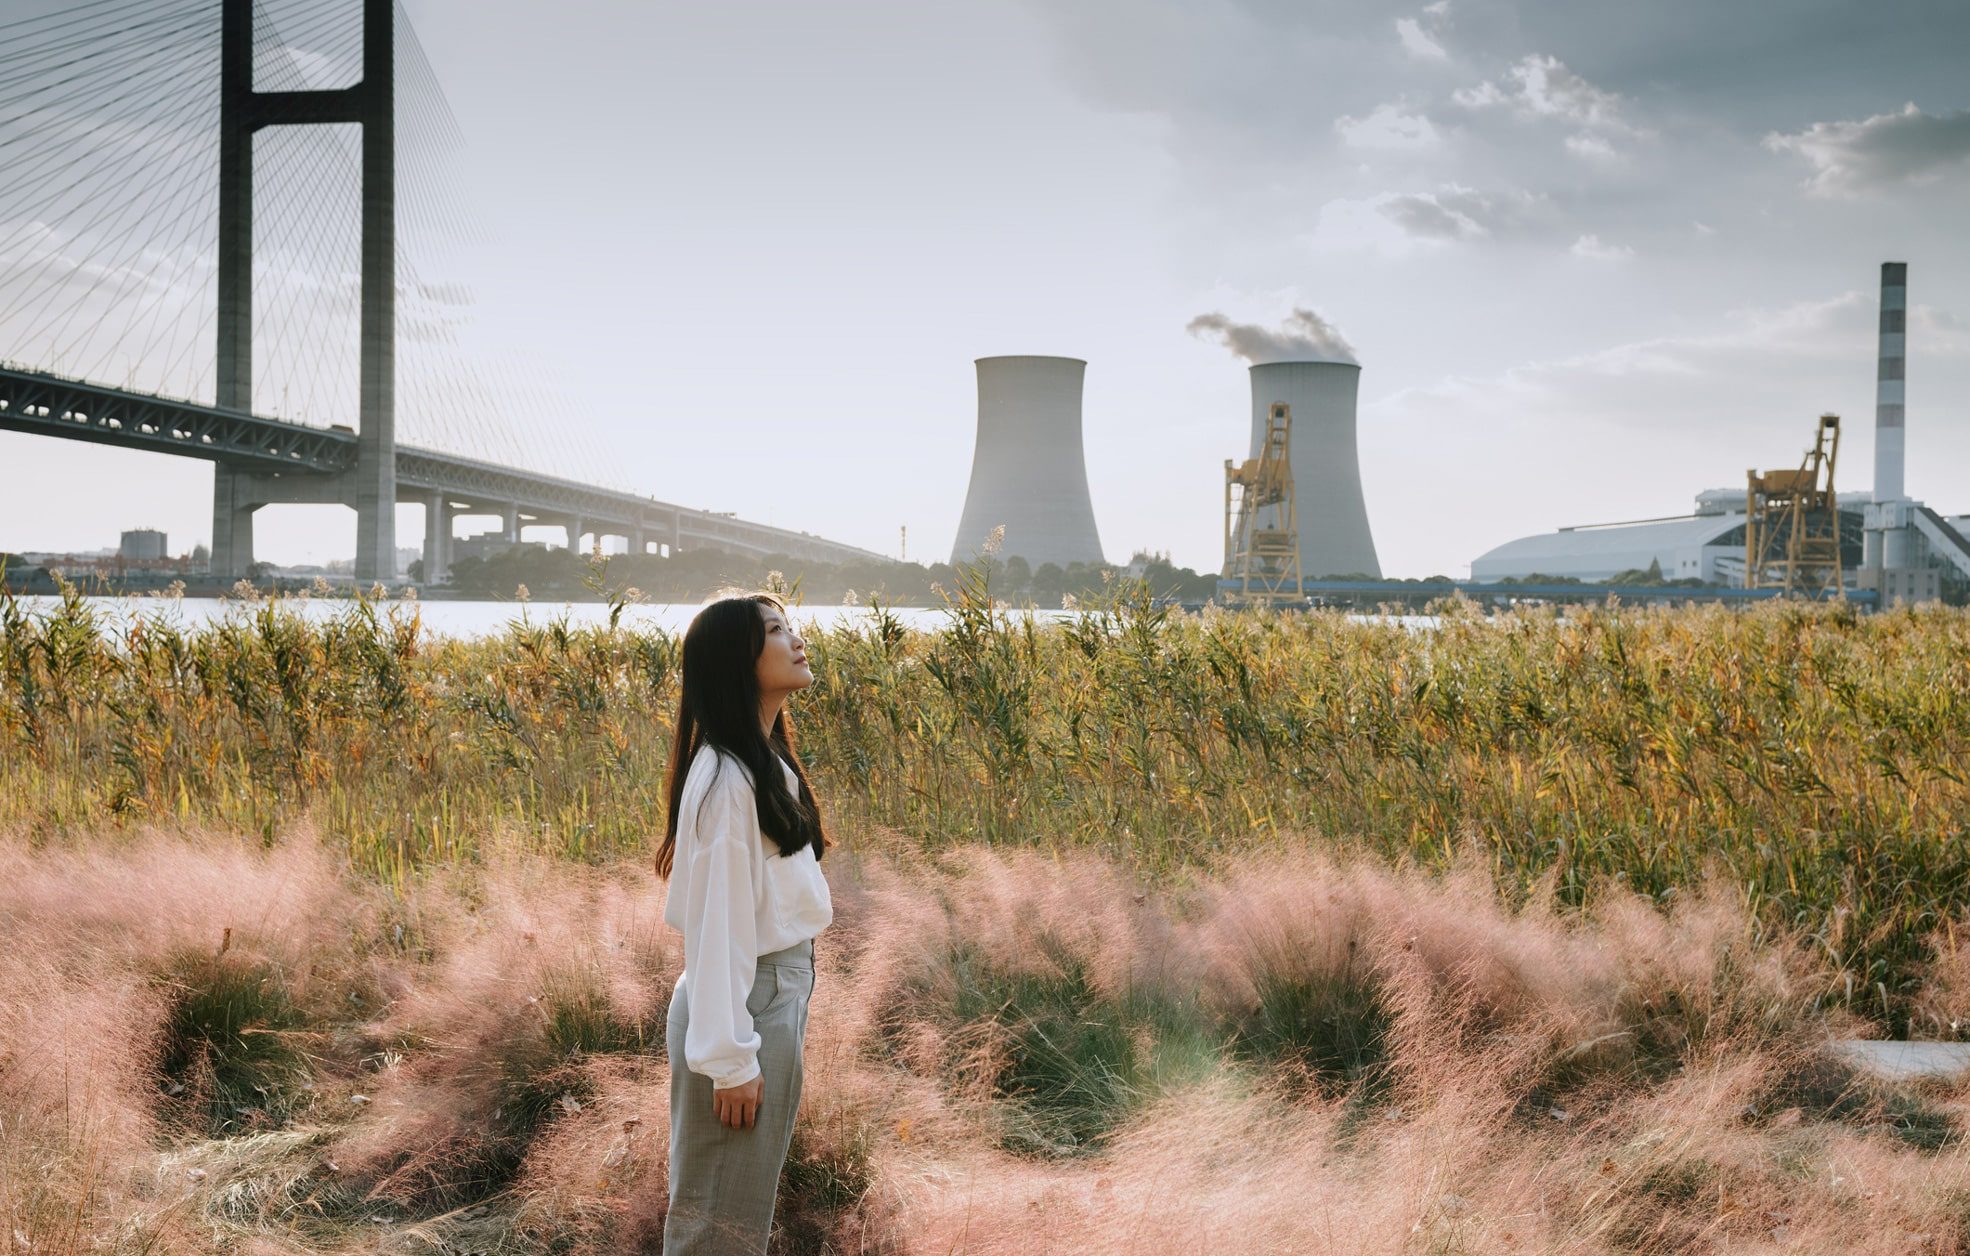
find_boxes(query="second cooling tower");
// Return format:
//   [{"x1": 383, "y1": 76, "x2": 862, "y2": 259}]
[
  {"x1": 950, "y1": 355, "x2": 1106, "y2": 568},
  {"x1": 1249, "y1": 360, "x2": 1381, "y2": 579}
]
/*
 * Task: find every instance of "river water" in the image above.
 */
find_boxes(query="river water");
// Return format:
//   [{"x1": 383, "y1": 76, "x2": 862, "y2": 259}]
[
  {"x1": 6, "y1": 595, "x2": 1443, "y2": 638},
  {"x1": 2, "y1": 595, "x2": 1075, "y2": 638}
]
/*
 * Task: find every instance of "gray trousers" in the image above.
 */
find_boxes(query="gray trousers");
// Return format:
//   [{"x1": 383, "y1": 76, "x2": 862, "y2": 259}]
[{"x1": 664, "y1": 938, "x2": 814, "y2": 1255}]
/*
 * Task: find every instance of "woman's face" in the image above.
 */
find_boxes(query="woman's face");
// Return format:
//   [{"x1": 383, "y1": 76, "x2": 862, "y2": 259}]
[{"x1": 754, "y1": 602, "x2": 812, "y2": 694}]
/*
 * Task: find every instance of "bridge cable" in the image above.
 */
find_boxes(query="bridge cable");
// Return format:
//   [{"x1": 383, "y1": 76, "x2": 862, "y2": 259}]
[
  {"x1": 28, "y1": 25, "x2": 222, "y2": 377},
  {"x1": 0, "y1": 18, "x2": 219, "y2": 378}
]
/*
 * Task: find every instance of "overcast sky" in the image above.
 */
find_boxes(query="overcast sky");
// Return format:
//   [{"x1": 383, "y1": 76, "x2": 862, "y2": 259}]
[{"x1": 4, "y1": 0, "x2": 1968, "y2": 578}]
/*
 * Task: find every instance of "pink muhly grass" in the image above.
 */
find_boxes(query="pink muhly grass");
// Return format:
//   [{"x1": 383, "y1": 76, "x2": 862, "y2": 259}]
[
  {"x1": 329, "y1": 857, "x2": 678, "y2": 1210},
  {"x1": 0, "y1": 823, "x2": 359, "y2": 970},
  {"x1": 0, "y1": 961, "x2": 170, "y2": 1250},
  {"x1": 10, "y1": 831, "x2": 1970, "y2": 1252},
  {"x1": 0, "y1": 825, "x2": 363, "y2": 1249},
  {"x1": 510, "y1": 1059, "x2": 672, "y2": 1253},
  {"x1": 830, "y1": 850, "x2": 1965, "y2": 1254},
  {"x1": 931, "y1": 848, "x2": 1176, "y2": 1004}
]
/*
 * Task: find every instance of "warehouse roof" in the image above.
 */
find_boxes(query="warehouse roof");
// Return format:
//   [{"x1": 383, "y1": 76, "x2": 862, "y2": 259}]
[{"x1": 1471, "y1": 514, "x2": 1748, "y2": 580}]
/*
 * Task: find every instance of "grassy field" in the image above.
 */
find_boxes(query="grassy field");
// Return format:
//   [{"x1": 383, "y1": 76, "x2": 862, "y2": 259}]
[
  {"x1": 6, "y1": 571, "x2": 1970, "y2": 1025},
  {"x1": 10, "y1": 575, "x2": 1970, "y2": 1251}
]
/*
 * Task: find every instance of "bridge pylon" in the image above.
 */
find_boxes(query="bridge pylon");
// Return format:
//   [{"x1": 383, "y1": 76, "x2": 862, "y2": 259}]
[{"x1": 214, "y1": 0, "x2": 395, "y2": 581}]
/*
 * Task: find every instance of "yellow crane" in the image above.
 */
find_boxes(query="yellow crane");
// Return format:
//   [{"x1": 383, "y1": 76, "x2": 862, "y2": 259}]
[
  {"x1": 1745, "y1": 413, "x2": 1843, "y2": 596},
  {"x1": 1222, "y1": 403, "x2": 1303, "y2": 608}
]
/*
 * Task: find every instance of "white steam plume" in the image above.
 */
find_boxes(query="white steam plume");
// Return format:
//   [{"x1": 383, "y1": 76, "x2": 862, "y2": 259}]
[{"x1": 1186, "y1": 307, "x2": 1358, "y2": 365}]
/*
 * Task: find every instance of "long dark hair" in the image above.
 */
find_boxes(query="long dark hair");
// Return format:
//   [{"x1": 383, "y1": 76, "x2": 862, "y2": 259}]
[{"x1": 655, "y1": 593, "x2": 828, "y2": 880}]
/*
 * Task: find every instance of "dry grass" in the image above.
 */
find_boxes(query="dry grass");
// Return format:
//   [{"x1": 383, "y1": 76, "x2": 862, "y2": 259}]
[{"x1": 8, "y1": 827, "x2": 1970, "y2": 1253}]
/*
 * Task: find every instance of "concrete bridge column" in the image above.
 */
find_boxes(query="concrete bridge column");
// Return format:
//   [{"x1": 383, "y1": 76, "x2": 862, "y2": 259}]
[
  {"x1": 670, "y1": 512, "x2": 683, "y2": 554},
  {"x1": 569, "y1": 516, "x2": 585, "y2": 553},
  {"x1": 421, "y1": 490, "x2": 446, "y2": 585},
  {"x1": 351, "y1": 0, "x2": 397, "y2": 584},
  {"x1": 502, "y1": 503, "x2": 519, "y2": 543},
  {"x1": 210, "y1": 465, "x2": 258, "y2": 580}
]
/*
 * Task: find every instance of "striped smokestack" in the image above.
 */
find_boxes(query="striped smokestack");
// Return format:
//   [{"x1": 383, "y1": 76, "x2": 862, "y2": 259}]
[{"x1": 1875, "y1": 261, "x2": 1907, "y2": 503}]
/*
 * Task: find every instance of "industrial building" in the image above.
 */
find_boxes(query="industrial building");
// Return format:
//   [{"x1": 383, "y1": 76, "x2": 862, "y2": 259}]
[
  {"x1": 119, "y1": 528, "x2": 168, "y2": 561},
  {"x1": 950, "y1": 355, "x2": 1106, "y2": 569},
  {"x1": 1247, "y1": 360, "x2": 1381, "y2": 579},
  {"x1": 1472, "y1": 263, "x2": 1970, "y2": 604}
]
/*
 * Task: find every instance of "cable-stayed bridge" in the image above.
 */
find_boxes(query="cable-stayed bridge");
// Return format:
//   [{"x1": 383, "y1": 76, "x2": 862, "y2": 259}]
[{"x1": 0, "y1": 0, "x2": 885, "y2": 581}]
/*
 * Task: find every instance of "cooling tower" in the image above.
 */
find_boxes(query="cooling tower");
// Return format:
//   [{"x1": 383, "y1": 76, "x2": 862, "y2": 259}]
[
  {"x1": 949, "y1": 355, "x2": 1105, "y2": 569},
  {"x1": 1875, "y1": 261, "x2": 1907, "y2": 503},
  {"x1": 1248, "y1": 360, "x2": 1381, "y2": 579}
]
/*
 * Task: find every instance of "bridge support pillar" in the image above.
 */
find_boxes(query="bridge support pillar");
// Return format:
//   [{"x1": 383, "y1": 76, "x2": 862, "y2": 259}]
[
  {"x1": 569, "y1": 516, "x2": 585, "y2": 554},
  {"x1": 631, "y1": 526, "x2": 646, "y2": 556},
  {"x1": 210, "y1": 465, "x2": 258, "y2": 580},
  {"x1": 502, "y1": 503, "x2": 519, "y2": 543},
  {"x1": 351, "y1": 0, "x2": 397, "y2": 583},
  {"x1": 421, "y1": 491, "x2": 447, "y2": 585},
  {"x1": 218, "y1": 0, "x2": 395, "y2": 582}
]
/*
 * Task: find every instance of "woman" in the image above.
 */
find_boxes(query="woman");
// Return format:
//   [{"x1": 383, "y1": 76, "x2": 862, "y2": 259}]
[{"x1": 657, "y1": 593, "x2": 834, "y2": 1254}]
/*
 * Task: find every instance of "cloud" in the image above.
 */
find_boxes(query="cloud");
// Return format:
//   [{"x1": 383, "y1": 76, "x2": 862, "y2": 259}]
[
  {"x1": 1909, "y1": 304, "x2": 1970, "y2": 356},
  {"x1": 1454, "y1": 54, "x2": 1637, "y2": 135},
  {"x1": 0, "y1": 218, "x2": 209, "y2": 308},
  {"x1": 1564, "y1": 133, "x2": 1617, "y2": 161},
  {"x1": 1375, "y1": 184, "x2": 1544, "y2": 242},
  {"x1": 1382, "y1": 291, "x2": 1940, "y2": 425},
  {"x1": 1187, "y1": 308, "x2": 1357, "y2": 364},
  {"x1": 1569, "y1": 233, "x2": 1634, "y2": 261},
  {"x1": 1394, "y1": 0, "x2": 1453, "y2": 62},
  {"x1": 1394, "y1": 16, "x2": 1448, "y2": 62},
  {"x1": 1764, "y1": 103, "x2": 1970, "y2": 197},
  {"x1": 1380, "y1": 189, "x2": 1488, "y2": 240},
  {"x1": 417, "y1": 282, "x2": 477, "y2": 306},
  {"x1": 276, "y1": 45, "x2": 354, "y2": 90},
  {"x1": 1334, "y1": 102, "x2": 1440, "y2": 150},
  {"x1": 1303, "y1": 197, "x2": 1437, "y2": 257}
]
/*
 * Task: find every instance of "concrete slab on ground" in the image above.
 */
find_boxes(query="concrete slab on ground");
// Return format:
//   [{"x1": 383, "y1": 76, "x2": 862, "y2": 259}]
[{"x1": 1830, "y1": 1039, "x2": 1970, "y2": 1083}]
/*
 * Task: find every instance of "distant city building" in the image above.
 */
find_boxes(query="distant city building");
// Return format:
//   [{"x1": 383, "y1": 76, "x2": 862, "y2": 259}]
[
  {"x1": 451, "y1": 532, "x2": 525, "y2": 564},
  {"x1": 120, "y1": 529, "x2": 167, "y2": 560}
]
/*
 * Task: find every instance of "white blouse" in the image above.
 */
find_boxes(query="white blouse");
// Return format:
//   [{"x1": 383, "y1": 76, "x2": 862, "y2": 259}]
[{"x1": 662, "y1": 745, "x2": 834, "y2": 1089}]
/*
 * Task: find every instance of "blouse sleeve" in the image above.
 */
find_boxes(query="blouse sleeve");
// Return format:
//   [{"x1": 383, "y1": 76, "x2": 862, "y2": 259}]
[{"x1": 679, "y1": 763, "x2": 763, "y2": 1089}]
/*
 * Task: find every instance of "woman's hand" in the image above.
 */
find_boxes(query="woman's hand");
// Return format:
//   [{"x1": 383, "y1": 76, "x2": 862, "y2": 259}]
[{"x1": 712, "y1": 1075, "x2": 763, "y2": 1129}]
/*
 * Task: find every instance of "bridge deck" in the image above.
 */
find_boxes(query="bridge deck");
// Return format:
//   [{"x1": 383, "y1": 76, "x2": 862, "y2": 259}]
[{"x1": 1, "y1": 365, "x2": 888, "y2": 567}]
